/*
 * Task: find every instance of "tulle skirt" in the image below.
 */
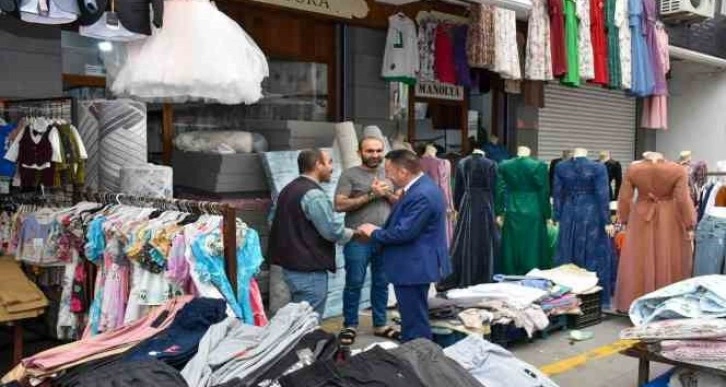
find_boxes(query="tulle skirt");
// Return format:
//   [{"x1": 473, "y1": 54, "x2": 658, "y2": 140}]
[{"x1": 111, "y1": 0, "x2": 269, "y2": 105}]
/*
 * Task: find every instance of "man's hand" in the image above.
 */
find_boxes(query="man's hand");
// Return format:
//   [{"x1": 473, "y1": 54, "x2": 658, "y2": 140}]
[
  {"x1": 371, "y1": 178, "x2": 391, "y2": 198},
  {"x1": 357, "y1": 223, "x2": 380, "y2": 237}
]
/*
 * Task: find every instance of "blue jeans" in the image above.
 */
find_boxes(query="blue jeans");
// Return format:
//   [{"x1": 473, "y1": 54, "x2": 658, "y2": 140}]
[
  {"x1": 694, "y1": 215, "x2": 726, "y2": 276},
  {"x1": 283, "y1": 269, "x2": 328, "y2": 319},
  {"x1": 343, "y1": 240, "x2": 389, "y2": 328}
]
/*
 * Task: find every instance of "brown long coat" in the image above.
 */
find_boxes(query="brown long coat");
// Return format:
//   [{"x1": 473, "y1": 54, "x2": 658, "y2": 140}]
[{"x1": 614, "y1": 160, "x2": 696, "y2": 312}]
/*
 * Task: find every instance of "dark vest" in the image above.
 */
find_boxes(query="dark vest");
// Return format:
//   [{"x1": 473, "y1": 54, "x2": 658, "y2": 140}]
[{"x1": 269, "y1": 176, "x2": 336, "y2": 272}]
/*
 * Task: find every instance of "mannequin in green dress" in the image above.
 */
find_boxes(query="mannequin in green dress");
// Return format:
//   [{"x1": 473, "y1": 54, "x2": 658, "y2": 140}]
[{"x1": 496, "y1": 146, "x2": 553, "y2": 274}]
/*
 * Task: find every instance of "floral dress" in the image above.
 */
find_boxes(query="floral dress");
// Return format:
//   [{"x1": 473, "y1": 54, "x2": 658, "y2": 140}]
[
  {"x1": 578, "y1": 0, "x2": 595, "y2": 80},
  {"x1": 467, "y1": 4, "x2": 495, "y2": 68},
  {"x1": 493, "y1": 7, "x2": 521, "y2": 80},
  {"x1": 418, "y1": 21, "x2": 437, "y2": 81},
  {"x1": 615, "y1": 0, "x2": 632, "y2": 89},
  {"x1": 526, "y1": 0, "x2": 554, "y2": 80}
]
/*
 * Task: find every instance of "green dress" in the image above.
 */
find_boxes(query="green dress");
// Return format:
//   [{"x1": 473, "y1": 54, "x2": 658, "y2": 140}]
[
  {"x1": 605, "y1": 0, "x2": 621, "y2": 88},
  {"x1": 496, "y1": 157, "x2": 552, "y2": 275},
  {"x1": 561, "y1": 0, "x2": 580, "y2": 86}
]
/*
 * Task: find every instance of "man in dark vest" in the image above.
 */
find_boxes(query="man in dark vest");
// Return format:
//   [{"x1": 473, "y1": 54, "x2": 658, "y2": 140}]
[{"x1": 269, "y1": 148, "x2": 354, "y2": 319}]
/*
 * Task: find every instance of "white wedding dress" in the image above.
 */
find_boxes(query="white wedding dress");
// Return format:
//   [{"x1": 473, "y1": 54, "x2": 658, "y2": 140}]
[{"x1": 111, "y1": 0, "x2": 269, "y2": 105}]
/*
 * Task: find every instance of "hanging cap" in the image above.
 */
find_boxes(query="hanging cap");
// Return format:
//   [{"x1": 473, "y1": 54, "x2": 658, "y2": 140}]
[{"x1": 76, "y1": 0, "x2": 105, "y2": 26}]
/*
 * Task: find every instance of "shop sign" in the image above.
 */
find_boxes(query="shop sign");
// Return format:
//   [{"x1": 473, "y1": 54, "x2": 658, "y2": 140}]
[
  {"x1": 249, "y1": 0, "x2": 370, "y2": 19},
  {"x1": 415, "y1": 81, "x2": 464, "y2": 101}
]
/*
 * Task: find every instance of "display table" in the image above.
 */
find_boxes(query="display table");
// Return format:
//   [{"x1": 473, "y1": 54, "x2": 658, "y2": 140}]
[
  {"x1": 0, "y1": 259, "x2": 48, "y2": 366},
  {"x1": 621, "y1": 341, "x2": 726, "y2": 386}
]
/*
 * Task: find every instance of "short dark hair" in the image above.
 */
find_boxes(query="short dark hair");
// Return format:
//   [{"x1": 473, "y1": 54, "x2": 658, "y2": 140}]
[
  {"x1": 385, "y1": 149, "x2": 421, "y2": 174},
  {"x1": 358, "y1": 136, "x2": 384, "y2": 151},
  {"x1": 298, "y1": 148, "x2": 324, "y2": 174}
]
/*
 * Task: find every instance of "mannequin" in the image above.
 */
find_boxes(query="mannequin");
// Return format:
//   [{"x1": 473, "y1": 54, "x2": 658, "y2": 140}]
[
  {"x1": 420, "y1": 144, "x2": 455, "y2": 246},
  {"x1": 483, "y1": 133, "x2": 510, "y2": 163},
  {"x1": 443, "y1": 140, "x2": 499, "y2": 288},
  {"x1": 424, "y1": 144, "x2": 438, "y2": 158},
  {"x1": 572, "y1": 147, "x2": 588, "y2": 158},
  {"x1": 496, "y1": 147, "x2": 552, "y2": 274},
  {"x1": 615, "y1": 152, "x2": 696, "y2": 312},
  {"x1": 552, "y1": 147, "x2": 615, "y2": 305},
  {"x1": 679, "y1": 150, "x2": 692, "y2": 165},
  {"x1": 643, "y1": 151, "x2": 664, "y2": 162},
  {"x1": 517, "y1": 146, "x2": 531, "y2": 157},
  {"x1": 549, "y1": 150, "x2": 572, "y2": 196},
  {"x1": 598, "y1": 150, "x2": 622, "y2": 201}
]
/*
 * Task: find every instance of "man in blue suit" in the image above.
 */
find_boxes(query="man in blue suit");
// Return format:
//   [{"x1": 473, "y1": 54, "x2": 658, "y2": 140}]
[{"x1": 358, "y1": 149, "x2": 451, "y2": 342}]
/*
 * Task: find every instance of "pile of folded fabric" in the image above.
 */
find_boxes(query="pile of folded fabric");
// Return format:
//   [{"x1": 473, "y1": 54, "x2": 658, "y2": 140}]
[
  {"x1": 0, "y1": 258, "x2": 48, "y2": 323},
  {"x1": 493, "y1": 274, "x2": 582, "y2": 316},
  {"x1": 620, "y1": 275, "x2": 726, "y2": 384},
  {"x1": 446, "y1": 282, "x2": 551, "y2": 337}
]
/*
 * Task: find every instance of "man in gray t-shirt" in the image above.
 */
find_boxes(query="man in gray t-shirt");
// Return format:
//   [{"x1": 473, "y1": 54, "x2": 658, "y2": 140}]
[{"x1": 334, "y1": 136, "x2": 400, "y2": 345}]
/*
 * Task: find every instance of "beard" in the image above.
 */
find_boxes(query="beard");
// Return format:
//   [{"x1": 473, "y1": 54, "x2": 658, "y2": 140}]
[{"x1": 362, "y1": 157, "x2": 382, "y2": 168}]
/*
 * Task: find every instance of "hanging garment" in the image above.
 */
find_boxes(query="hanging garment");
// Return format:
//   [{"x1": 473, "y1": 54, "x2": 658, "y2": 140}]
[
  {"x1": 644, "y1": 0, "x2": 666, "y2": 96},
  {"x1": 591, "y1": 0, "x2": 610, "y2": 85},
  {"x1": 496, "y1": 157, "x2": 552, "y2": 275},
  {"x1": 504, "y1": 32, "x2": 526, "y2": 93},
  {"x1": 616, "y1": 0, "x2": 632, "y2": 89},
  {"x1": 549, "y1": 0, "x2": 568, "y2": 77},
  {"x1": 77, "y1": 101, "x2": 100, "y2": 190},
  {"x1": 526, "y1": 0, "x2": 554, "y2": 81},
  {"x1": 420, "y1": 156, "x2": 455, "y2": 247},
  {"x1": 445, "y1": 154, "x2": 499, "y2": 288},
  {"x1": 434, "y1": 24, "x2": 457, "y2": 84},
  {"x1": 382, "y1": 14, "x2": 420, "y2": 85},
  {"x1": 606, "y1": 0, "x2": 621, "y2": 88},
  {"x1": 77, "y1": 0, "x2": 162, "y2": 36},
  {"x1": 418, "y1": 21, "x2": 437, "y2": 82},
  {"x1": 16, "y1": 0, "x2": 79, "y2": 24},
  {"x1": 562, "y1": 0, "x2": 580, "y2": 86},
  {"x1": 453, "y1": 25, "x2": 472, "y2": 87},
  {"x1": 578, "y1": 0, "x2": 596, "y2": 81},
  {"x1": 111, "y1": 0, "x2": 269, "y2": 105},
  {"x1": 90, "y1": 100, "x2": 147, "y2": 192},
  {"x1": 13, "y1": 125, "x2": 59, "y2": 188},
  {"x1": 641, "y1": 23, "x2": 670, "y2": 129},
  {"x1": 0, "y1": 124, "x2": 17, "y2": 178},
  {"x1": 614, "y1": 160, "x2": 696, "y2": 312},
  {"x1": 552, "y1": 158, "x2": 614, "y2": 306},
  {"x1": 629, "y1": 0, "x2": 655, "y2": 97},
  {"x1": 467, "y1": 4, "x2": 495, "y2": 69},
  {"x1": 493, "y1": 8, "x2": 521, "y2": 80},
  {"x1": 601, "y1": 158, "x2": 623, "y2": 200}
]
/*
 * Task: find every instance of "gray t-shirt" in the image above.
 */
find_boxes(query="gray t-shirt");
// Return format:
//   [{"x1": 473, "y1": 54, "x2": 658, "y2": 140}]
[{"x1": 335, "y1": 166, "x2": 392, "y2": 228}]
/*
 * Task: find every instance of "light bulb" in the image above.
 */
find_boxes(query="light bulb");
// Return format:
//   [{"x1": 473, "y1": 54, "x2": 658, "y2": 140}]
[{"x1": 98, "y1": 41, "x2": 113, "y2": 52}]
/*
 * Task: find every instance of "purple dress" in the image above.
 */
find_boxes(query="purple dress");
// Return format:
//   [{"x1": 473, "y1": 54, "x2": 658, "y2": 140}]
[
  {"x1": 453, "y1": 25, "x2": 472, "y2": 87},
  {"x1": 643, "y1": 0, "x2": 666, "y2": 95},
  {"x1": 420, "y1": 156, "x2": 455, "y2": 247}
]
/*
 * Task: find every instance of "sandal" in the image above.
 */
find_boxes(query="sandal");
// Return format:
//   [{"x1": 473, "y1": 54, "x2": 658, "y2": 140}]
[
  {"x1": 338, "y1": 327, "x2": 357, "y2": 346},
  {"x1": 374, "y1": 326, "x2": 402, "y2": 342}
]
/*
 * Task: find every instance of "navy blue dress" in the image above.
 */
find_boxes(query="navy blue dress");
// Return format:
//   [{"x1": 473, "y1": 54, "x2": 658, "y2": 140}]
[{"x1": 553, "y1": 157, "x2": 614, "y2": 305}]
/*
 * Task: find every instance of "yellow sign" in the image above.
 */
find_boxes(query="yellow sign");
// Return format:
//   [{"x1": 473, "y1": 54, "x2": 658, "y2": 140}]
[
  {"x1": 415, "y1": 81, "x2": 465, "y2": 101},
  {"x1": 249, "y1": 0, "x2": 370, "y2": 19}
]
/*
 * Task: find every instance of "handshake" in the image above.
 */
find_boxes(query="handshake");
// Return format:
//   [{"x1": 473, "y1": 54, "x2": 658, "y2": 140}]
[{"x1": 354, "y1": 223, "x2": 380, "y2": 240}]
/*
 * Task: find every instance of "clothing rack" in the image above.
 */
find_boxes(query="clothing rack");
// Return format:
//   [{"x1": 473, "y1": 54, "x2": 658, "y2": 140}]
[
  {"x1": 706, "y1": 172, "x2": 726, "y2": 176},
  {"x1": 78, "y1": 190, "x2": 240, "y2": 294},
  {"x1": 1, "y1": 97, "x2": 75, "y2": 124}
]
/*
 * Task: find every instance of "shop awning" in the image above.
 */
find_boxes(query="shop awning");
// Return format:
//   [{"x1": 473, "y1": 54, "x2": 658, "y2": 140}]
[{"x1": 669, "y1": 45, "x2": 726, "y2": 68}]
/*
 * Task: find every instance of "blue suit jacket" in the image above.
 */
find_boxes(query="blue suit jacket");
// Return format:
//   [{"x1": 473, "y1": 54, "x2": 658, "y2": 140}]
[{"x1": 372, "y1": 174, "x2": 451, "y2": 286}]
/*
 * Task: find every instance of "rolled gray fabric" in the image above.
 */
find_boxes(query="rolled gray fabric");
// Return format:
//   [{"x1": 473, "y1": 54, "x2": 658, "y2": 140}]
[{"x1": 90, "y1": 99, "x2": 147, "y2": 192}]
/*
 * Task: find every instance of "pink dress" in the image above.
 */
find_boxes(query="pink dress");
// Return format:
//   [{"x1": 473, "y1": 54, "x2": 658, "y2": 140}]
[
  {"x1": 420, "y1": 155, "x2": 455, "y2": 247},
  {"x1": 641, "y1": 23, "x2": 669, "y2": 130}
]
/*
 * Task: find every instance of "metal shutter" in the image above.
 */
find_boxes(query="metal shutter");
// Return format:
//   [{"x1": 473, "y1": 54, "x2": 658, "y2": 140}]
[{"x1": 537, "y1": 84, "x2": 636, "y2": 165}]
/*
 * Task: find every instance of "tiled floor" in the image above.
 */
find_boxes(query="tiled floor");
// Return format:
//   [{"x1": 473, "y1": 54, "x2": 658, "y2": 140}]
[{"x1": 321, "y1": 312, "x2": 672, "y2": 387}]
